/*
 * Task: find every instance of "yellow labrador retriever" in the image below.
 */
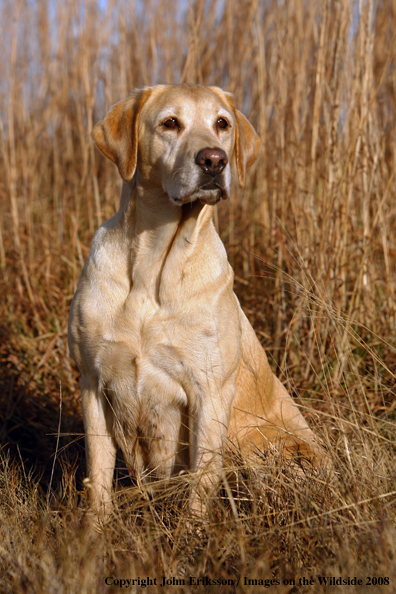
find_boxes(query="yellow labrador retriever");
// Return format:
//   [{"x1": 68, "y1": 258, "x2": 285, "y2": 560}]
[{"x1": 68, "y1": 84, "x2": 324, "y2": 513}]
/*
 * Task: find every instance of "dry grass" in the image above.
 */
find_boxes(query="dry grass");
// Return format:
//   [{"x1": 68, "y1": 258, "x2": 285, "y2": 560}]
[{"x1": 0, "y1": 0, "x2": 395, "y2": 591}]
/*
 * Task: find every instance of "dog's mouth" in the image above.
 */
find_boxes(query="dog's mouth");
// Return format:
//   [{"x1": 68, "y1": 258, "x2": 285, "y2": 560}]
[
  {"x1": 198, "y1": 182, "x2": 228, "y2": 204},
  {"x1": 171, "y1": 183, "x2": 228, "y2": 206}
]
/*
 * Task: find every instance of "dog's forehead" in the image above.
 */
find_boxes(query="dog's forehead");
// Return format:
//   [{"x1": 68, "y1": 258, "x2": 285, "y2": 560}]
[{"x1": 144, "y1": 85, "x2": 233, "y2": 121}]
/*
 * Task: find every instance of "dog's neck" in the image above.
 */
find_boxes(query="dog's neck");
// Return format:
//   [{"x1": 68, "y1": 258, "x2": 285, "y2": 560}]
[{"x1": 118, "y1": 180, "x2": 214, "y2": 299}]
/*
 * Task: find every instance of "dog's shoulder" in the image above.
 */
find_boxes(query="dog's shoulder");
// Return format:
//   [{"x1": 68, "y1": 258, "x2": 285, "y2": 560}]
[
  {"x1": 88, "y1": 213, "x2": 127, "y2": 269},
  {"x1": 70, "y1": 214, "x2": 130, "y2": 324}
]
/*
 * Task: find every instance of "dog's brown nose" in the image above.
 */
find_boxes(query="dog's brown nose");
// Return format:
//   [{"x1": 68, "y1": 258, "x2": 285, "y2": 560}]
[{"x1": 195, "y1": 148, "x2": 228, "y2": 175}]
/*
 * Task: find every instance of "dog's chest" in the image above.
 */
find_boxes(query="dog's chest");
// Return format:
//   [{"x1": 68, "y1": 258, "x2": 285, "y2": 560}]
[
  {"x1": 78, "y1": 257, "x2": 222, "y2": 375},
  {"x1": 70, "y1": 219, "x2": 240, "y2": 405},
  {"x1": 106, "y1": 282, "x2": 222, "y2": 364}
]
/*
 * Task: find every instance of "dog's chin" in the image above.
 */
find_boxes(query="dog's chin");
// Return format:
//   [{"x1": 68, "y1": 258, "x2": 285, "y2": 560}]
[{"x1": 170, "y1": 186, "x2": 229, "y2": 206}]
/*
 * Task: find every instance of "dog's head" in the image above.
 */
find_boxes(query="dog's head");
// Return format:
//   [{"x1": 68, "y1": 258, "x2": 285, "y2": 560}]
[{"x1": 92, "y1": 84, "x2": 261, "y2": 206}]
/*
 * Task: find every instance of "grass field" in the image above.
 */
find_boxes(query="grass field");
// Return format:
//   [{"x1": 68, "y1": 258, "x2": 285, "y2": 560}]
[{"x1": 0, "y1": 0, "x2": 395, "y2": 592}]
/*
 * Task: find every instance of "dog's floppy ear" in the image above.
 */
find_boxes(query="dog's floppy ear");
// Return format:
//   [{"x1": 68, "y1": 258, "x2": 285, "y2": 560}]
[
  {"x1": 217, "y1": 90, "x2": 261, "y2": 189},
  {"x1": 233, "y1": 109, "x2": 262, "y2": 189},
  {"x1": 91, "y1": 87, "x2": 152, "y2": 182}
]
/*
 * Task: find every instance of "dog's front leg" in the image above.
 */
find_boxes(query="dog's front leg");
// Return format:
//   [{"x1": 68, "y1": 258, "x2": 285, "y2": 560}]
[
  {"x1": 188, "y1": 379, "x2": 234, "y2": 518},
  {"x1": 81, "y1": 374, "x2": 117, "y2": 515}
]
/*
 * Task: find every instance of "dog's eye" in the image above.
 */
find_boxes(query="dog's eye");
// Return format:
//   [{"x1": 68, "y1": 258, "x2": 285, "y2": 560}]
[
  {"x1": 163, "y1": 118, "x2": 180, "y2": 129},
  {"x1": 217, "y1": 118, "x2": 228, "y2": 130}
]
